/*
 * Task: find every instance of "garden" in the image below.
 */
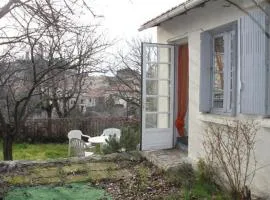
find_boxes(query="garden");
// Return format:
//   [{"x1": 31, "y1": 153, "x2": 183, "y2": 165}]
[
  {"x1": 0, "y1": 128, "x2": 228, "y2": 199},
  {"x1": 0, "y1": 119, "x2": 262, "y2": 199},
  {"x1": 0, "y1": 149, "x2": 230, "y2": 200}
]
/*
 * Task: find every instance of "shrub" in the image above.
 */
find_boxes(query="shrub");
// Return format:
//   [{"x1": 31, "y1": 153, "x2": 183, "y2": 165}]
[
  {"x1": 102, "y1": 126, "x2": 140, "y2": 154},
  {"x1": 102, "y1": 135, "x2": 121, "y2": 154},
  {"x1": 120, "y1": 126, "x2": 140, "y2": 151},
  {"x1": 203, "y1": 120, "x2": 258, "y2": 199}
]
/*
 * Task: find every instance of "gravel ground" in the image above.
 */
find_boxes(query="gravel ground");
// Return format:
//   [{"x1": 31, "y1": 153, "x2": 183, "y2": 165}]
[
  {"x1": 94, "y1": 160, "x2": 182, "y2": 200},
  {"x1": 0, "y1": 153, "x2": 183, "y2": 200}
]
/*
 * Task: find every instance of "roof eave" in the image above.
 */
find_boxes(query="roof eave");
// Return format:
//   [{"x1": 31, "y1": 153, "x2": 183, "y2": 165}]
[{"x1": 139, "y1": 0, "x2": 207, "y2": 31}]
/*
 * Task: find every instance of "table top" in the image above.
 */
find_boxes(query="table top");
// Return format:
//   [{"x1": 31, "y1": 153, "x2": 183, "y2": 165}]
[{"x1": 89, "y1": 136, "x2": 109, "y2": 144}]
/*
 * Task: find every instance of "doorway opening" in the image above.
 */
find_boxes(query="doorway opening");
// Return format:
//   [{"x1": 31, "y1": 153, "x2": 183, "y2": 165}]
[{"x1": 175, "y1": 43, "x2": 189, "y2": 152}]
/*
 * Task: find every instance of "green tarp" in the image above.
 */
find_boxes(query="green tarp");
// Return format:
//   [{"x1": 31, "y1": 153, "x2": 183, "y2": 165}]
[{"x1": 5, "y1": 183, "x2": 111, "y2": 200}]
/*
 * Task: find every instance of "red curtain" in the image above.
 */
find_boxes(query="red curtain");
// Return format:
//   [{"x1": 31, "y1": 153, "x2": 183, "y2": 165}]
[{"x1": 175, "y1": 44, "x2": 189, "y2": 137}]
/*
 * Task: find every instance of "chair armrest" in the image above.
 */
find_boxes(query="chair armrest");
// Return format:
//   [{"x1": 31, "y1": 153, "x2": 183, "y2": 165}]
[
  {"x1": 81, "y1": 134, "x2": 90, "y2": 138},
  {"x1": 81, "y1": 134, "x2": 91, "y2": 141}
]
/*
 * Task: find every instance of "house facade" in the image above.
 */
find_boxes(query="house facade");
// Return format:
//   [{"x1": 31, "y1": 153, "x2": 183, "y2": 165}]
[{"x1": 140, "y1": 0, "x2": 270, "y2": 195}]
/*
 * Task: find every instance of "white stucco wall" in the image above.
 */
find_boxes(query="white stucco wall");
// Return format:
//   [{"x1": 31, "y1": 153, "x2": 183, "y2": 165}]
[{"x1": 156, "y1": 0, "x2": 270, "y2": 197}]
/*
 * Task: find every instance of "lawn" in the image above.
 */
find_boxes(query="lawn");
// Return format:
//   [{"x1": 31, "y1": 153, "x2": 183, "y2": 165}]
[{"x1": 0, "y1": 141, "x2": 68, "y2": 160}]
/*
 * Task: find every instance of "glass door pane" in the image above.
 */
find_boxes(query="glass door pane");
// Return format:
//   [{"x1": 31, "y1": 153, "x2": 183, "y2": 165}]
[{"x1": 142, "y1": 43, "x2": 174, "y2": 130}]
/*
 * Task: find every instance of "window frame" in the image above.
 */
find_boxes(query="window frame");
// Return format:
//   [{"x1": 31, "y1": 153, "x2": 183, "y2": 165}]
[
  {"x1": 211, "y1": 33, "x2": 226, "y2": 113},
  {"x1": 209, "y1": 23, "x2": 237, "y2": 115}
]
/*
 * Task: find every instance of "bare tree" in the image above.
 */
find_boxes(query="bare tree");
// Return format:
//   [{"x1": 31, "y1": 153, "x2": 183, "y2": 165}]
[
  {"x1": 50, "y1": 69, "x2": 86, "y2": 118},
  {"x1": 0, "y1": 0, "x2": 108, "y2": 160},
  {"x1": 0, "y1": 0, "x2": 101, "y2": 20},
  {"x1": 109, "y1": 37, "x2": 151, "y2": 117},
  {"x1": 40, "y1": 26, "x2": 107, "y2": 119}
]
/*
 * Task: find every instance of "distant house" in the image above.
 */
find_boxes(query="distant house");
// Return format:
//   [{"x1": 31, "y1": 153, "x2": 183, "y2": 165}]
[
  {"x1": 85, "y1": 71, "x2": 140, "y2": 117},
  {"x1": 108, "y1": 68, "x2": 141, "y2": 116},
  {"x1": 139, "y1": 0, "x2": 270, "y2": 195},
  {"x1": 29, "y1": 68, "x2": 140, "y2": 118},
  {"x1": 85, "y1": 76, "x2": 110, "y2": 112}
]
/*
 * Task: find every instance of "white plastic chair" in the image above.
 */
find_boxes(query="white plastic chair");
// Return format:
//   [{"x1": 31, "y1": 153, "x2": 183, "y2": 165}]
[
  {"x1": 88, "y1": 128, "x2": 121, "y2": 146},
  {"x1": 67, "y1": 130, "x2": 91, "y2": 156},
  {"x1": 68, "y1": 138, "x2": 93, "y2": 157},
  {"x1": 101, "y1": 128, "x2": 121, "y2": 140}
]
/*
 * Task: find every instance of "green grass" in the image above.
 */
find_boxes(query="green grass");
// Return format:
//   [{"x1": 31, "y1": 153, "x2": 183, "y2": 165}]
[{"x1": 0, "y1": 141, "x2": 68, "y2": 160}]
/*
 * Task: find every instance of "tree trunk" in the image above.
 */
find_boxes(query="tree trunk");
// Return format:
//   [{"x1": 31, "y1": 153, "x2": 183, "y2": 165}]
[
  {"x1": 3, "y1": 134, "x2": 13, "y2": 160},
  {"x1": 47, "y1": 108, "x2": 53, "y2": 137},
  {"x1": 241, "y1": 186, "x2": 251, "y2": 200}
]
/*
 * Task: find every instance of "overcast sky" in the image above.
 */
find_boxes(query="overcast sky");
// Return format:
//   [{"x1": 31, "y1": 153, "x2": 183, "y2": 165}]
[
  {"x1": 0, "y1": 0, "x2": 186, "y2": 61},
  {"x1": 90, "y1": 0, "x2": 185, "y2": 46}
]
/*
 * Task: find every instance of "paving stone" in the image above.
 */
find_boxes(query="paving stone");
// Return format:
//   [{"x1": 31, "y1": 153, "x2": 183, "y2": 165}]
[{"x1": 140, "y1": 149, "x2": 189, "y2": 171}]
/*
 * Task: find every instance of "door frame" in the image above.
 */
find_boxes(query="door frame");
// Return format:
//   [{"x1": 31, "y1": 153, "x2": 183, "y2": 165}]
[{"x1": 169, "y1": 38, "x2": 189, "y2": 146}]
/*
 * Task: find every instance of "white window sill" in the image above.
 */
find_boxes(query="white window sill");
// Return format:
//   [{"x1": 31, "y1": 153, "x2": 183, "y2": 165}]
[
  {"x1": 198, "y1": 113, "x2": 270, "y2": 128},
  {"x1": 198, "y1": 114, "x2": 234, "y2": 125},
  {"x1": 261, "y1": 119, "x2": 270, "y2": 128}
]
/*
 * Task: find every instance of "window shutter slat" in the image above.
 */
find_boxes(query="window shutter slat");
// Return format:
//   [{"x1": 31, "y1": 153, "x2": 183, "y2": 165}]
[
  {"x1": 231, "y1": 26, "x2": 238, "y2": 116},
  {"x1": 240, "y1": 9, "x2": 267, "y2": 115},
  {"x1": 199, "y1": 31, "x2": 212, "y2": 112}
]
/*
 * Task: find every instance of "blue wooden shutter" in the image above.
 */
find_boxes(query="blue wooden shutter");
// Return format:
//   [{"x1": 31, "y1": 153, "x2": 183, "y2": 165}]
[
  {"x1": 266, "y1": 6, "x2": 270, "y2": 116},
  {"x1": 199, "y1": 31, "x2": 212, "y2": 112},
  {"x1": 240, "y1": 9, "x2": 268, "y2": 115}
]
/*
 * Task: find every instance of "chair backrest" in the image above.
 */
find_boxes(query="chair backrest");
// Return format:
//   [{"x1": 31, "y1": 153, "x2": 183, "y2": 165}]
[
  {"x1": 69, "y1": 138, "x2": 86, "y2": 157},
  {"x1": 101, "y1": 128, "x2": 121, "y2": 139},
  {"x1": 68, "y1": 130, "x2": 83, "y2": 140}
]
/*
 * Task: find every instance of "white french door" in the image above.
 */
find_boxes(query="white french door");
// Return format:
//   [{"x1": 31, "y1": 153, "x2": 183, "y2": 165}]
[{"x1": 141, "y1": 43, "x2": 175, "y2": 150}]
